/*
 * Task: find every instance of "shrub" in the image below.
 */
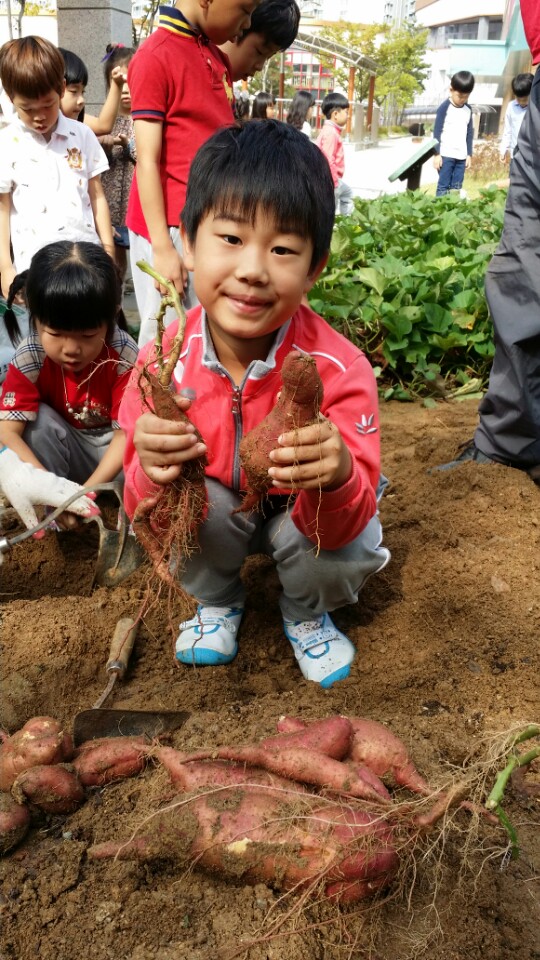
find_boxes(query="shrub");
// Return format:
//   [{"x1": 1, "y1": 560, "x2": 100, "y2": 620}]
[{"x1": 308, "y1": 187, "x2": 507, "y2": 400}]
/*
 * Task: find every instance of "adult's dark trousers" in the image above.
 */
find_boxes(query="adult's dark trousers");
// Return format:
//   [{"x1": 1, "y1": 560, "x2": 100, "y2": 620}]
[
  {"x1": 474, "y1": 68, "x2": 540, "y2": 473},
  {"x1": 435, "y1": 157, "x2": 466, "y2": 196}
]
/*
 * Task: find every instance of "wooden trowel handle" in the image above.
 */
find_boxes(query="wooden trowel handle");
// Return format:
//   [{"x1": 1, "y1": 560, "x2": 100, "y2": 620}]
[{"x1": 106, "y1": 618, "x2": 138, "y2": 679}]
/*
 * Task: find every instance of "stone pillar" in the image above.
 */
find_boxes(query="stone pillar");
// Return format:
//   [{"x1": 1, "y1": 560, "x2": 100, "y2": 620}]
[{"x1": 57, "y1": 0, "x2": 133, "y2": 114}]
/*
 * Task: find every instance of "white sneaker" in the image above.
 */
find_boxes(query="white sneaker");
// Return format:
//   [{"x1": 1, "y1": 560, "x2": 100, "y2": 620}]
[
  {"x1": 176, "y1": 605, "x2": 244, "y2": 666},
  {"x1": 283, "y1": 612, "x2": 355, "y2": 688}
]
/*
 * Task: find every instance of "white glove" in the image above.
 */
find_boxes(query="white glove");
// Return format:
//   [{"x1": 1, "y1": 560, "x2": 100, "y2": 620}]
[{"x1": 0, "y1": 445, "x2": 100, "y2": 536}]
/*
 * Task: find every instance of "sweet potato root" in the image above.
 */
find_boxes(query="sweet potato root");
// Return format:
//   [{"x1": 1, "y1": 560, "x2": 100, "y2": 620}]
[
  {"x1": 0, "y1": 792, "x2": 31, "y2": 856},
  {"x1": 0, "y1": 717, "x2": 73, "y2": 792},
  {"x1": 88, "y1": 786, "x2": 398, "y2": 903},
  {"x1": 72, "y1": 736, "x2": 148, "y2": 787},
  {"x1": 155, "y1": 747, "x2": 308, "y2": 796},
  {"x1": 133, "y1": 371, "x2": 207, "y2": 592},
  {"x1": 11, "y1": 764, "x2": 85, "y2": 814},
  {"x1": 237, "y1": 350, "x2": 323, "y2": 512}
]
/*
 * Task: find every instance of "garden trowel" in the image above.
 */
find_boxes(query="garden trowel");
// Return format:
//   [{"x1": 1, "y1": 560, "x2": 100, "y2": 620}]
[{"x1": 73, "y1": 617, "x2": 190, "y2": 745}]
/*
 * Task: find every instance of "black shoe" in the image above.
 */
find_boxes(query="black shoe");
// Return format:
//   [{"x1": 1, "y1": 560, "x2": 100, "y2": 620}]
[{"x1": 431, "y1": 440, "x2": 497, "y2": 473}]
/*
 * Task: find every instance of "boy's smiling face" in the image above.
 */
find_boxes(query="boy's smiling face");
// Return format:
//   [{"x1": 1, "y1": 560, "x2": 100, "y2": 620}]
[
  {"x1": 197, "y1": 0, "x2": 261, "y2": 45},
  {"x1": 182, "y1": 208, "x2": 323, "y2": 360}
]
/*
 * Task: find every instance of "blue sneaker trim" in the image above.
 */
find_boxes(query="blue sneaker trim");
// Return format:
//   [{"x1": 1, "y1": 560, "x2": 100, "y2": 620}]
[
  {"x1": 176, "y1": 645, "x2": 237, "y2": 666},
  {"x1": 319, "y1": 663, "x2": 352, "y2": 689}
]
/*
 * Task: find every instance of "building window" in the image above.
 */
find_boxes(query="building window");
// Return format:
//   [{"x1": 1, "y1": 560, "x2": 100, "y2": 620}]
[{"x1": 488, "y1": 18, "x2": 502, "y2": 40}]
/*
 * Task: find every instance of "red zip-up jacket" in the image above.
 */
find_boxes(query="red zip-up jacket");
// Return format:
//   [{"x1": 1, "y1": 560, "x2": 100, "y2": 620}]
[{"x1": 119, "y1": 305, "x2": 382, "y2": 551}]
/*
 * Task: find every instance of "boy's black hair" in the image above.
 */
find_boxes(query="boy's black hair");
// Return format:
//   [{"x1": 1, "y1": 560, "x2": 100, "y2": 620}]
[
  {"x1": 450, "y1": 71, "x2": 475, "y2": 94},
  {"x1": 511, "y1": 72, "x2": 534, "y2": 98},
  {"x1": 25, "y1": 241, "x2": 120, "y2": 335},
  {"x1": 241, "y1": 0, "x2": 300, "y2": 50},
  {"x1": 321, "y1": 92, "x2": 349, "y2": 119},
  {"x1": 181, "y1": 120, "x2": 335, "y2": 273}
]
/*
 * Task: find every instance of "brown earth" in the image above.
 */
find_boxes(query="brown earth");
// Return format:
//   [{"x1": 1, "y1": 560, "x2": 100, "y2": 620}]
[{"x1": 0, "y1": 399, "x2": 539, "y2": 960}]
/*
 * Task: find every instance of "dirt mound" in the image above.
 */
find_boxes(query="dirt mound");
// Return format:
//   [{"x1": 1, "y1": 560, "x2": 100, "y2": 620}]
[{"x1": 1, "y1": 399, "x2": 538, "y2": 960}]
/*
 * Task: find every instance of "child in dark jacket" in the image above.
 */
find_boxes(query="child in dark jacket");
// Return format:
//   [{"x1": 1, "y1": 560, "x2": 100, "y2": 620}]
[{"x1": 433, "y1": 70, "x2": 475, "y2": 196}]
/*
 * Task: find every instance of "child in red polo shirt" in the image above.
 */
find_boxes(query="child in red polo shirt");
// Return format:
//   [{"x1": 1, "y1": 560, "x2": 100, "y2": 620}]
[{"x1": 127, "y1": 0, "x2": 260, "y2": 347}]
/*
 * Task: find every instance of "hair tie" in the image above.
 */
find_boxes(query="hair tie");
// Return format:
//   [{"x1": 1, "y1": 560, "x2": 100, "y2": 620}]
[{"x1": 101, "y1": 43, "x2": 125, "y2": 62}]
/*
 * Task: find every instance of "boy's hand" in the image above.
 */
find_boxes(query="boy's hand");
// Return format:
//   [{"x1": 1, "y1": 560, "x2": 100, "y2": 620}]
[
  {"x1": 133, "y1": 395, "x2": 207, "y2": 485},
  {"x1": 465, "y1": 156, "x2": 472, "y2": 169},
  {"x1": 433, "y1": 155, "x2": 443, "y2": 171},
  {"x1": 153, "y1": 246, "x2": 189, "y2": 297},
  {"x1": 268, "y1": 416, "x2": 352, "y2": 492}
]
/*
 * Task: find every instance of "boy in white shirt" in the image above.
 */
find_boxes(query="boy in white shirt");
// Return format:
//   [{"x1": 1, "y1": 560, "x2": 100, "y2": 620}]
[
  {"x1": 499, "y1": 72, "x2": 534, "y2": 161},
  {"x1": 0, "y1": 36, "x2": 114, "y2": 301},
  {"x1": 433, "y1": 71, "x2": 475, "y2": 197}
]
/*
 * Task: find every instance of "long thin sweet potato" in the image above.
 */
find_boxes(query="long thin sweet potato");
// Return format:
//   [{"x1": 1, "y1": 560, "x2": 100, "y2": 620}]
[
  {"x1": 237, "y1": 350, "x2": 323, "y2": 512},
  {"x1": 182, "y1": 743, "x2": 391, "y2": 804},
  {"x1": 155, "y1": 748, "x2": 308, "y2": 795}
]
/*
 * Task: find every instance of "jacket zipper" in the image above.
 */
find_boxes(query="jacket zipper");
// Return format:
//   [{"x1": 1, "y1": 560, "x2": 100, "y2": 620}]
[{"x1": 231, "y1": 385, "x2": 243, "y2": 492}]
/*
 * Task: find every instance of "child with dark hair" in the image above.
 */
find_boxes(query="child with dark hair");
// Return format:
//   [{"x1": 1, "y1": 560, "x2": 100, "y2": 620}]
[
  {"x1": 222, "y1": 0, "x2": 300, "y2": 83},
  {"x1": 315, "y1": 92, "x2": 353, "y2": 215},
  {"x1": 500, "y1": 72, "x2": 534, "y2": 161},
  {"x1": 433, "y1": 70, "x2": 475, "y2": 196},
  {"x1": 286, "y1": 89, "x2": 314, "y2": 136},
  {"x1": 0, "y1": 241, "x2": 137, "y2": 487},
  {"x1": 0, "y1": 37, "x2": 114, "y2": 304},
  {"x1": 60, "y1": 47, "x2": 129, "y2": 136},
  {"x1": 251, "y1": 90, "x2": 276, "y2": 119},
  {"x1": 98, "y1": 45, "x2": 137, "y2": 281},
  {"x1": 119, "y1": 120, "x2": 389, "y2": 689}
]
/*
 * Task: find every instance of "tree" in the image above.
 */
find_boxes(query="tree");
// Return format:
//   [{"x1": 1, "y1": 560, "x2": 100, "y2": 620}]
[{"x1": 318, "y1": 20, "x2": 429, "y2": 119}]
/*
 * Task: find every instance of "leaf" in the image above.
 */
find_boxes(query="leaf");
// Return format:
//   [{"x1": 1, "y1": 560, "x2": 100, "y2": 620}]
[{"x1": 357, "y1": 268, "x2": 387, "y2": 296}]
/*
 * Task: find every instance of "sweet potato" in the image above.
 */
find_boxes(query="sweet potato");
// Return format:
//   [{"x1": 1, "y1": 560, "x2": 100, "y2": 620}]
[
  {"x1": 0, "y1": 716, "x2": 73, "y2": 792},
  {"x1": 11, "y1": 764, "x2": 84, "y2": 814},
  {"x1": 72, "y1": 736, "x2": 148, "y2": 787},
  {"x1": 277, "y1": 715, "x2": 431, "y2": 796},
  {"x1": 133, "y1": 372, "x2": 206, "y2": 591},
  {"x1": 183, "y1": 743, "x2": 391, "y2": 805},
  {"x1": 156, "y1": 747, "x2": 307, "y2": 795},
  {"x1": 260, "y1": 715, "x2": 352, "y2": 760},
  {"x1": 237, "y1": 350, "x2": 323, "y2": 511},
  {"x1": 0, "y1": 792, "x2": 31, "y2": 855},
  {"x1": 88, "y1": 786, "x2": 398, "y2": 903}
]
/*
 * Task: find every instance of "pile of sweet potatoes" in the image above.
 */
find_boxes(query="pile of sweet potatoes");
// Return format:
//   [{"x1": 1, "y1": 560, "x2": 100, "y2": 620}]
[
  {"x1": 88, "y1": 715, "x2": 446, "y2": 904},
  {"x1": 3, "y1": 713, "x2": 499, "y2": 906},
  {"x1": 0, "y1": 717, "x2": 148, "y2": 855}
]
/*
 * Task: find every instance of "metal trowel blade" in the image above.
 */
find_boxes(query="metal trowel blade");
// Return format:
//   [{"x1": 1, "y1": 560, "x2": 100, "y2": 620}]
[{"x1": 73, "y1": 708, "x2": 190, "y2": 746}]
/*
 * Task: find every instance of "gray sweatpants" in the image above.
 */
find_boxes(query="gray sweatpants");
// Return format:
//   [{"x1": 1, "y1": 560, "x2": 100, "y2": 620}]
[
  {"x1": 129, "y1": 228, "x2": 198, "y2": 349},
  {"x1": 180, "y1": 477, "x2": 390, "y2": 622},
  {"x1": 23, "y1": 404, "x2": 115, "y2": 484},
  {"x1": 474, "y1": 68, "x2": 540, "y2": 471}
]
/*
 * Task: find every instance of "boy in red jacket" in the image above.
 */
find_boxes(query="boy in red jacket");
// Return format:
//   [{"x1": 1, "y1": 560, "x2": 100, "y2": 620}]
[
  {"x1": 315, "y1": 92, "x2": 354, "y2": 216},
  {"x1": 120, "y1": 121, "x2": 389, "y2": 688}
]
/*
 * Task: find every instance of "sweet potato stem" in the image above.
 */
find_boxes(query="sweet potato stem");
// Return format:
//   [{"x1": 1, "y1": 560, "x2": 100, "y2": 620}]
[
  {"x1": 484, "y1": 724, "x2": 539, "y2": 858},
  {"x1": 135, "y1": 259, "x2": 187, "y2": 387}
]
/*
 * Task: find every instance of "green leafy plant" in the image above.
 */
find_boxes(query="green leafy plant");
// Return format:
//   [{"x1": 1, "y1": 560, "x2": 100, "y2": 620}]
[{"x1": 309, "y1": 188, "x2": 507, "y2": 400}]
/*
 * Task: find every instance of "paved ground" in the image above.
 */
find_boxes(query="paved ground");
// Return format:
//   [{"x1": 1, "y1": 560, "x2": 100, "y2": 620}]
[{"x1": 344, "y1": 135, "x2": 439, "y2": 199}]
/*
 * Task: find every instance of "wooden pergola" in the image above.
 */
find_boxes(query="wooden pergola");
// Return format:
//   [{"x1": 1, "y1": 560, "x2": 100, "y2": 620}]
[{"x1": 280, "y1": 30, "x2": 380, "y2": 130}]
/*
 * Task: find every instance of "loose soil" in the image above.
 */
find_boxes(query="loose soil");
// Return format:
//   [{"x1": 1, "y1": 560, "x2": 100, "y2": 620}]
[{"x1": 1, "y1": 400, "x2": 538, "y2": 960}]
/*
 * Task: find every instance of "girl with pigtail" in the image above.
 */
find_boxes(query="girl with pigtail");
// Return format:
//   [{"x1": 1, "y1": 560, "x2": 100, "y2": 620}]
[{"x1": 0, "y1": 241, "x2": 137, "y2": 490}]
